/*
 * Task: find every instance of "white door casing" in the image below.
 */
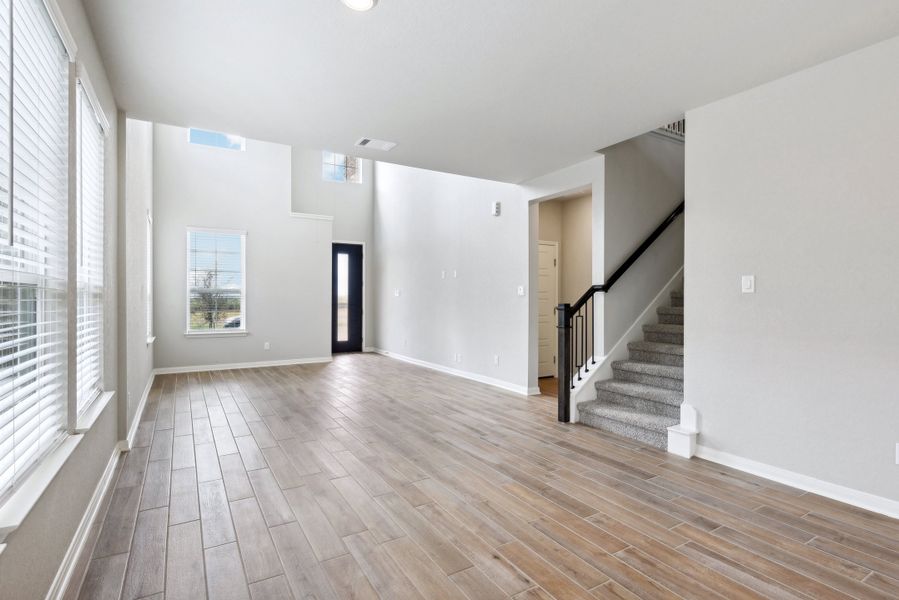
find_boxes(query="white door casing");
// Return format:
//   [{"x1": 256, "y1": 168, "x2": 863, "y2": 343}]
[{"x1": 537, "y1": 241, "x2": 559, "y2": 377}]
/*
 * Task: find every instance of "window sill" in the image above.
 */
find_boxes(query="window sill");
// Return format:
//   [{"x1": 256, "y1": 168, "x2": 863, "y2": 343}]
[
  {"x1": 146, "y1": 335, "x2": 156, "y2": 345},
  {"x1": 75, "y1": 391, "x2": 115, "y2": 434},
  {"x1": 184, "y1": 330, "x2": 248, "y2": 338},
  {"x1": 0, "y1": 434, "x2": 82, "y2": 543}
]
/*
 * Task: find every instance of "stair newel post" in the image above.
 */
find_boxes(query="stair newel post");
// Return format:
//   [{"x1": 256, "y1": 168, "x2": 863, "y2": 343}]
[{"x1": 557, "y1": 303, "x2": 572, "y2": 422}]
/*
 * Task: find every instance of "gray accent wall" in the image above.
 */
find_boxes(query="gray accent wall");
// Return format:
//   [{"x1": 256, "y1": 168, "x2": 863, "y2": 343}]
[
  {"x1": 153, "y1": 124, "x2": 331, "y2": 370},
  {"x1": 686, "y1": 35, "x2": 899, "y2": 501}
]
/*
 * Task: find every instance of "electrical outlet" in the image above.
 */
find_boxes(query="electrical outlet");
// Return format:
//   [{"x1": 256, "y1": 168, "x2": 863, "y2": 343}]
[
  {"x1": 441, "y1": 270, "x2": 446, "y2": 279},
  {"x1": 494, "y1": 355, "x2": 499, "y2": 366},
  {"x1": 517, "y1": 285, "x2": 525, "y2": 297},
  {"x1": 453, "y1": 270, "x2": 458, "y2": 278},
  {"x1": 263, "y1": 341, "x2": 271, "y2": 351},
  {"x1": 394, "y1": 288, "x2": 401, "y2": 297}
]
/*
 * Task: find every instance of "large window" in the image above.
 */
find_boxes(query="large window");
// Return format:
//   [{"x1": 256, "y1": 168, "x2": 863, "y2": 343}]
[
  {"x1": 0, "y1": 0, "x2": 70, "y2": 500},
  {"x1": 186, "y1": 229, "x2": 246, "y2": 334},
  {"x1": 322, "y1": 151, "x2": 360, "y2": 183},
  {"x1": 75, "y1": 81, "x2": 105, "y2": 411}
]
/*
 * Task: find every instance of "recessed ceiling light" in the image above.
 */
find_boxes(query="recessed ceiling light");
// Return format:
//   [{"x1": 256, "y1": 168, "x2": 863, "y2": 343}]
[{"x1": 341, "y1": 0, "x2": 378, "y2": 11}]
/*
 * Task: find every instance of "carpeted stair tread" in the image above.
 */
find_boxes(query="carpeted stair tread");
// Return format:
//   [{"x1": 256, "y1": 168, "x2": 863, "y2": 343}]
[
  {"x1": 578, "y1": 290, "x2": 685, "y2": 450},
  {"x1": 595, "y1": 379, "x2": 683, "y2": 406},
  {"x1": 655, "y1": 306, "x2": 684, "y2": 324},
  {"x1": 642, "y1": 323, "x2": 683, "y2": 334},
  {"x1": 611, "y1": 360, "x2": 683, "y2": 381},
  {"x1": 578, "y1": 401, "x2": 678, "y2": 432},
  {"x1": 627, "y1": 340, "x2": 684, "y2": 355}
]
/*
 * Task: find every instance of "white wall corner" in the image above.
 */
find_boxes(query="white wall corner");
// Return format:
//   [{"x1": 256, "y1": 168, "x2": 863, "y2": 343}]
[{"x1": 667, "y1": 403, "x2": 699, "y2": 458}]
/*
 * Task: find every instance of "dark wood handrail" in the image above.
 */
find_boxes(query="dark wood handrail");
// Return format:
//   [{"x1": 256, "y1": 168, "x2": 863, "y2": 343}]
[
  {"x1": 570, "y1": 199, "x2": 684, "y2": 313},
  {"x1": 555, "y1": 198, "x2": 684, "y2": 422}
]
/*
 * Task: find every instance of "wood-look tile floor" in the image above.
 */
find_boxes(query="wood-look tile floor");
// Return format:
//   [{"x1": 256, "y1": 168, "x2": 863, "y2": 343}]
[{"x1": 73, "y1": 353, "x2": 899, "y2": 600}]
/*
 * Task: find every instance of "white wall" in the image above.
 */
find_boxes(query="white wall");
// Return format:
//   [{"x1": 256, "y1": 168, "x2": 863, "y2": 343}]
[
  {"x1": 686, "y1": 35, "x2": 899, "y2": 504},
  {"x1": 123, "y1": 118, "x2": 154, "y2": 429},
  {"x1": 291, "y1": 148, "x2": 375, "y2": 347},
  {"x1": 0, "y1": 0, "x2": 121, "y2": 598},
  {"x1": 600, "y1": 133, "x2": 684, "y2": 350},
  {"x1": 372, "y1": 162, "x2": 530, "y2": 392},
  {"x1": 154, "y1": 124, "x2": 331, "y2": 370}
]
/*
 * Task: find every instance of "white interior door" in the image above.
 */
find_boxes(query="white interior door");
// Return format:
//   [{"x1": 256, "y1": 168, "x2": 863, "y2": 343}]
[{"x1": 538, "y1": 242, "x2": 559, "y2": 378}]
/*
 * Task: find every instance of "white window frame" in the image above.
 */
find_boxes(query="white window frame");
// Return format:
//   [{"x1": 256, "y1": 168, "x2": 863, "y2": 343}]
[
  {"x1": 74, "y1": 74, "x2": 108, "y2": 416},
  {"x1": 321, "y1": 151, "x2": 361, "y2": 184},
  {"x1": 184, "y1": 227, "x2": 247, "y2": 337}
]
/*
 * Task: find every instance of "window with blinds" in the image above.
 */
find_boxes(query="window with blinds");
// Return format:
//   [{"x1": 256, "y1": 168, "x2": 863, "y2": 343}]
[
  {"x1": 0, "y1": 0, "x2": 70, "y2": 499},
  {"x1": 186, "y1": 229, "x2": 245, "y2": 333},
  {"x1": 76, "y1": 81, "x2": 104, "y2": 411}
]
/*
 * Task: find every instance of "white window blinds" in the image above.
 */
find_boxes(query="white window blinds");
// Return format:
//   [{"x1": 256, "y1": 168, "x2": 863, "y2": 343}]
[
  {"x1": 76, "y1": 81, "x2": 103, "y2": 411},
  {"x1": 0, "y1": 0, "x2": 70, "y2": 499}
]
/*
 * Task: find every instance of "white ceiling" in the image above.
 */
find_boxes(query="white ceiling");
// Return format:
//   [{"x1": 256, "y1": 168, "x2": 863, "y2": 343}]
[{"x1": 83, "y1": 0, "x2": 899, "y2": 183}]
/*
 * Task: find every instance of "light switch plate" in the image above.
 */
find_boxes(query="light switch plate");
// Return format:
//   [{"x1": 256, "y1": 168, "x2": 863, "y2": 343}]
[
  {"x1": 741, "y1": 275, "x2": 755, "y2": 294},
  {"x1": 517, "y1": 285, "x2": 525, "y2": 296},
  {"x1": 895, "y1": 443, "x2": 899, "y2": 465},
  {"x1": 394, "y1": 288, "x2": 401, "y2": 297}
]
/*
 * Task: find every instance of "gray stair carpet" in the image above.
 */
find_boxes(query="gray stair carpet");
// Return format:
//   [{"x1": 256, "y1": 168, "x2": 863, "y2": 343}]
[{"x1": 578, "y1": 289, "x2": 684, "y2": 450}]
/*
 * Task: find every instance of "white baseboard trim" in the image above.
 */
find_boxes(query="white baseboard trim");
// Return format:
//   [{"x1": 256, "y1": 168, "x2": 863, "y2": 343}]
[
  {"x1": 527, "y1": 386, "x2": 541, "y2": 396},
  {"x1": 695, "y1": 445, "x2": 899, "y2": 520},
  {"x1": 153, "y1": 356, "x2": 332, "y2": 375},
  {"x1": 372, "y1": 349, "x2": 531, "y2": 396},
  {"x1": 47, "y1": 447, "x2": 120, "y2": 600},
  {"x1": 119, "y1": 374, "x2": 155, "y2": 452}
]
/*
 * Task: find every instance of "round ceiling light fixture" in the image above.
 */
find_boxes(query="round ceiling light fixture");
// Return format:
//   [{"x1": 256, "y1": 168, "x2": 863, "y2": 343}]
[{"x1": 341, "y1": 0, "x2": 378, "y2": 11}]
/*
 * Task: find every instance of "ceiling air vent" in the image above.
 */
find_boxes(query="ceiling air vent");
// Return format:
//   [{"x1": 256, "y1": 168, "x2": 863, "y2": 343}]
[{"x1": 355, "y1": 137, "x2": 396, "y2": 151}]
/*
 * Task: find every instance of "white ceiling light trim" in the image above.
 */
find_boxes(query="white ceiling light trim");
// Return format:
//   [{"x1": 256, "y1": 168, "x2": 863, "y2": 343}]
[{"x1": 340, "y1": 0, "x2": 378, "y2": 11}]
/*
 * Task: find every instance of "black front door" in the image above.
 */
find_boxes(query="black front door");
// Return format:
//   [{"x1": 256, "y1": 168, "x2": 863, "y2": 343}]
[{"x1": 332, "y1": 243, "x2": 363, "y2": 353}]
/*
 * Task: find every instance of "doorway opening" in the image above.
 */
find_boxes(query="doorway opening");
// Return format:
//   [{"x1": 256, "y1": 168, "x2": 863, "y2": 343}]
[
  {"x1": 332, "y1": 243, "x2": 363, "y2": 353},
  {"x1": 535, "y1": 189, "x2": 594, "y2": 397}
]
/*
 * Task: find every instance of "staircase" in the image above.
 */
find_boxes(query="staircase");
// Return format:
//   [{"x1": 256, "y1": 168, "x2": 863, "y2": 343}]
[{"x1": 577, "y1": 290, "x2": 683, "y2": 449}]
